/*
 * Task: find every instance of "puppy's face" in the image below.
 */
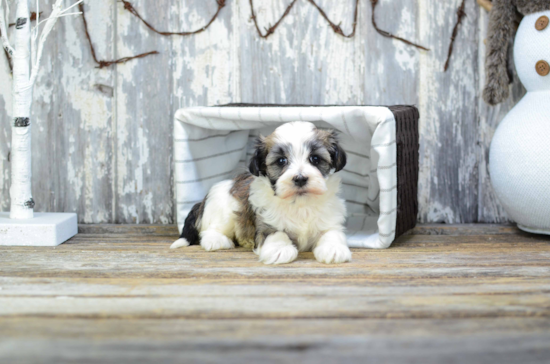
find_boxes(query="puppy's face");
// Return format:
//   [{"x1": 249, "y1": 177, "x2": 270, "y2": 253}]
[{"x1": 249, "y1": 122, "x2": 346, "y2": 199}]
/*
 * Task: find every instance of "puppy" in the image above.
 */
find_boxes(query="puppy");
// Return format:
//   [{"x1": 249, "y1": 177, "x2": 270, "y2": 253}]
[{"x1": 171, "y1": 121, "x2": 352, "y2": 265}]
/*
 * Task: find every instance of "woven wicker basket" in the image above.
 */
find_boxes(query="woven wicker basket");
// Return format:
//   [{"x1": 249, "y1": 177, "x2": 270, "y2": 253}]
[{"x1": 173, "y1": 104, "x2": 419, "y2": 248}]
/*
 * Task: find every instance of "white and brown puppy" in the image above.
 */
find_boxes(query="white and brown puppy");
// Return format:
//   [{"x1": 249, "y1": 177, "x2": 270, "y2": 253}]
[{"x1": 170, "y1": 121, "x2": 351, "y2": 264}]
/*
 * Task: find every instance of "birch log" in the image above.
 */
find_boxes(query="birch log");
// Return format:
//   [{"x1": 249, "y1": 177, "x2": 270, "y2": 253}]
[
  {"x1": 10, "y1": 0, "x2": 33, "y2": 219},
  {"x1": 5, "y1": 0, "x2": 81, "y2": 219}
]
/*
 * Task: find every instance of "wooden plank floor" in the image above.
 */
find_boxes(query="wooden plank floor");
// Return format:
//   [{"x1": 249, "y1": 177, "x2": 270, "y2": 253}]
[{"x1": 1, "y1": 224, "x2": 550, "y2": 364}]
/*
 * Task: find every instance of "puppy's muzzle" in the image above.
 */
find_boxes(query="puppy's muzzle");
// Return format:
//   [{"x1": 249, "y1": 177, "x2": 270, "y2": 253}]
[{"x1": 293, "y1": 175, "x2": 309, "y2": 187}]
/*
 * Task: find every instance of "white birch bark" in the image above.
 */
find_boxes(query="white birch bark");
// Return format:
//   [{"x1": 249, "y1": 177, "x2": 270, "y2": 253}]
[{"x1": 10, "y1": 0, "x2": 33, "y2": 219}]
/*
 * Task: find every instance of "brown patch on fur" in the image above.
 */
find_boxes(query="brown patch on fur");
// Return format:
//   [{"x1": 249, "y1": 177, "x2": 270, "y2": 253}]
[
  {"x1": 313, "y1": 128, "x2": 347, "y2": 173},
  {"x1": 315, "y1": 128, "x2": 333, "y2": 147},
  {"x1": 196, "y1": 196, "x2": 207, "y2": 227},
  {"x1": 263, "y1": 133, "x2": 277, "y2": 150},
  {"x1": 254, "y1": 221, "x2": 277, "y2": 250},
  {"x1": 230, "y1": 173, "x2": 256, "y2": 249}
]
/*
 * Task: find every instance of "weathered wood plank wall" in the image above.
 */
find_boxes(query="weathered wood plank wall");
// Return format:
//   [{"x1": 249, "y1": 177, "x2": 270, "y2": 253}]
[{"x1": 0, "y1": 0, "x2": 525, "y2": 224}]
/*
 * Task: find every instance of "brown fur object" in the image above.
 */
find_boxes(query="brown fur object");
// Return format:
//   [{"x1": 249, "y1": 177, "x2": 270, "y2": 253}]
[
  {"x1": 229, "y1": 173, "x2": 256, "y2": 249},
  {"x1": 483, "y1": 0, "x2": 550, "y2": 105}
]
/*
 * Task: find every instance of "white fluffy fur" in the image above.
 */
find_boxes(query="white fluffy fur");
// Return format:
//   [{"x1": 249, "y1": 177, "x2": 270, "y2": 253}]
[
  {"x1": 313, "y1": 230, "x2": 351, "y2": 264},
  {"x1": 251, "y1": 173, "x2": 350, "y2": 264},
  {"x1": 197, "y1": 180, "x2": 240, "y2": 251},
  {"x1": 200, "y1": 230, "x2": 235, "y2": 251},
  {"x1": 249, "y1": 174, "x2": 346, "y2": 252},
  {"x1": 170, "y1": 238, "x2": 190, "y2": 249},
  {"x1": 172, "y1": 122, "x2": 352, "y2": 265},
  {"x1": 258, "y1": 231, "x2": 299, "y2": 264}
]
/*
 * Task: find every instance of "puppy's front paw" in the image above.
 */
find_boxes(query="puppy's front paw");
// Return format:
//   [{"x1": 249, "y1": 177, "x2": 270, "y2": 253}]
[
  {"x1": 200, "y1": 230, "x2": 235, "y2": 251},
  {"x1": 314, "y1": 231, "x2": 351, "y2": 264},
  {"x1": 259, "y1": 232, "x2": 298, "y2": 265}
]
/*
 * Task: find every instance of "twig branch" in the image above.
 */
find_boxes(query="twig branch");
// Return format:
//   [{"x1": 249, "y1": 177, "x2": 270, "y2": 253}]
[
  {"x1": 3, "y1": 0, "x2": 9, "y2": 28},
  {"x1": 120, "y1": 0, "x2": 226, "y2": 36},
  {"x1": 444, "y1": 0, "x2": 466, "y2": 72},
  {"x1": 2, "y1": 10, "x2": 41, "y2": 72},
  {"x1": 28, "y1": 0, "x2": 83, "y2": 86},
  {"x1": 0, "y1": 0, "x2": 14, "y2": 71},
  {"x1": 79, "y1": 2, "x2": 158, "y2": 69},
  {"x1": 250, "y1": 0, "x2": 425, "y2": 50},
  {"x1": 2, "y1": 46, "x2": 11, "y2": 70},
  {"x1": 307, "y1": 0, "x2": 359, "y2": 38},
  {"x1": 8, "y1": 11, "x2": 40, "y2": 26},
  {"x1": 370, "y1": 0, "x2": 429, "y2": 51},
  {"x1": 249, "y1": 0, "x2": 297, "y2": 38},
  {"x1": 0, "y1": 0, "x2": 14, "y2": 57},
  {"x1": 249, "y1": 0, "x2": 363, "y2": 41}
]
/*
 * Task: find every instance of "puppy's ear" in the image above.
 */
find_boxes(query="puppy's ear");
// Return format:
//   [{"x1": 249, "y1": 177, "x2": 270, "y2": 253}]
[
  {"x1": 249, "y1": 136, "x2": 267, "y2": 176},
  {"x1": 327, "y1": 130, "x2": 347, "y2": 172}
]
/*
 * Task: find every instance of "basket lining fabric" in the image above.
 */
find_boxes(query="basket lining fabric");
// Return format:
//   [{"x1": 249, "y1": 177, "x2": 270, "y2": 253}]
[{"x1": 174, "y1": 105, "x2": 410, "y2": 248}]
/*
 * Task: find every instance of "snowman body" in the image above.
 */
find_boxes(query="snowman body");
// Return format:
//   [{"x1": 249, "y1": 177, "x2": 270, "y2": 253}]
[{"x1": 490, "y1": 10, "x2": 550, "y2": 234}]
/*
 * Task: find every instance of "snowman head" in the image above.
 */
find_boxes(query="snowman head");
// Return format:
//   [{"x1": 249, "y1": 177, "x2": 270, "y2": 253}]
[
  {"x1": 514, "y1": 10, "x2": 550, "y2": 93},
  {"x1": 483, "y1": 2, "x2": 550, "y2": 105}
]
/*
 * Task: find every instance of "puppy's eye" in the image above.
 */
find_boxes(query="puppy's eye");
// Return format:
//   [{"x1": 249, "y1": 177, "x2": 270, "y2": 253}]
[
  {"x1": 277, "y1": 157, "x2": 287, "y2": 166},
  {"x1": 309, "y1": 155, "x2": 320, "y2": 165}
]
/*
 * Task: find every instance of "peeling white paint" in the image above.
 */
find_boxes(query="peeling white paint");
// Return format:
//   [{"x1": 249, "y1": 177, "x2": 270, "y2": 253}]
[
  {"x1": 392, "y1": 7, "x2": 416, "y2": 72},
  {"x1": 426, "y1": 202, "x2": 457, "y2": 223}
]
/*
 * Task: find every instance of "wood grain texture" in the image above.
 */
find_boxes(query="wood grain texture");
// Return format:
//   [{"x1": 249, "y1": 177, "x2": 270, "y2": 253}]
[
  {"x1": 115, "y1": 0, "x2": 173, "y2": 224},
  {"x1": 75, "y1": 223, "x2": 517, "y2": 236},
  {"x1": 477, "y1": 10, "x2": 525, "y2": 223},
  {"x1": 417, "y1": 0, "x2": 480, "y2": 223},
  {"x1": 1, "y1": 225, "x2": 550, "y2": 363},
  {"x1": 0, "y1": 1, "x2": 520, "y2": 223},
  {"x1": 1, "y1": 319, "x2": 549, "y2": 364},
  {"x1": 362, "y1": 0, "x2": 419, "y2": 105}
]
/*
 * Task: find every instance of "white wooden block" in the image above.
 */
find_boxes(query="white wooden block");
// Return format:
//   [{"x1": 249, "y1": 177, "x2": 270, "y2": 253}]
[{"x1": 0, "y1": 212, "x2": 77, "y2": 246}]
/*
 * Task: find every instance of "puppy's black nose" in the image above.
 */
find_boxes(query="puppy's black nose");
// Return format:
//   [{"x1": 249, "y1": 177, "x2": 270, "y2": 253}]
[{"x1": 293, "y1": 175, "x2": 308, "y2": 187}]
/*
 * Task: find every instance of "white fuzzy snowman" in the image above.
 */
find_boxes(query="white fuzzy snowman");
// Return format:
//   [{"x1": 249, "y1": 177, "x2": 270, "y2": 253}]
[{"x1": 484, "y1": 2, "x2": 550, "y2": 234}]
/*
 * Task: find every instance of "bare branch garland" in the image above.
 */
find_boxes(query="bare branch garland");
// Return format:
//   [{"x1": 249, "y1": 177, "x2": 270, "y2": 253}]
[
  {"x1": 86, "y1": 0, "x2": 429, "y2": 68},
  {"x1": 307, "y1": 0, "x2": 359, "y2": 38},
  {"x1": 369, "y1": 0, "x2": 429, "y2": 51},
  {"x1": 5, "y1": 0, "x2": 470, "y2": 74},
  {"x1": 79, "y1": 3, "x2": 157, "y2": 69},
  {"x1": 121, "y1": 0, "x2": 226, "y2": 36},
  {"x1": 249, "y1": 0, "x2": 297, "y2": 38}
]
